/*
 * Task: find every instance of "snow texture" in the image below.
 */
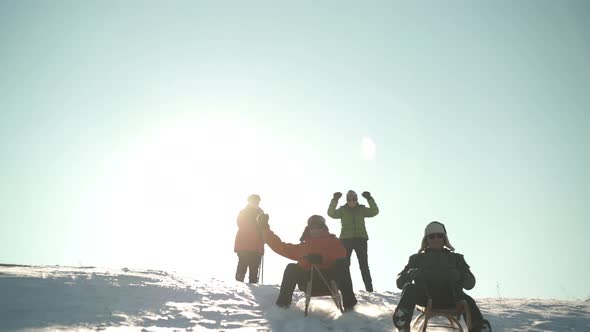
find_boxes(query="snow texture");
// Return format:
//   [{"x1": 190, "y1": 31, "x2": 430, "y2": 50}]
[{"x1": 0, "y1": 264, "x2": 588, "y2": 331}]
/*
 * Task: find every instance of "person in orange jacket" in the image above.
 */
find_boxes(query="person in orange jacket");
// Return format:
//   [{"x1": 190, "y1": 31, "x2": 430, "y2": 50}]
[
  {"x1": 233, "y1": 194, "x2": 264, "y2": 283},
  {"x1": 257, "y1": 213, "x2": 358, "y2": 310}
]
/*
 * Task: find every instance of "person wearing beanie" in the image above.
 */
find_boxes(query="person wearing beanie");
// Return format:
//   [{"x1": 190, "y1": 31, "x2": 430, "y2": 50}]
[
  {"x1": 392, "y1": 221, "x2": 492, "y2": 332},
  {"x1": 327, "y1": 189, "x2": 379, "y2": 292},
  {"x1": 233, "y1": 194, "x2": 264, "y2": 283},
  {"x1": 257, "y1": 213, "x2": 358, "y2": 311}
]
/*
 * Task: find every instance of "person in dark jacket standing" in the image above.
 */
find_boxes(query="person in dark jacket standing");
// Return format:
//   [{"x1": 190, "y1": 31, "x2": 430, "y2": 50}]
[
  {"x1": 233, "y1": 194, "x2": 264, "y2": 283},
  {"x1": 327, "y1": 190, "x2": 379, "y2": 292},
  {"x1": 392, "y1": 221, "x2": 491, "y2": 332},
  {"x1": 258, "y1": 213, "x2": 358, "y2": 311}
]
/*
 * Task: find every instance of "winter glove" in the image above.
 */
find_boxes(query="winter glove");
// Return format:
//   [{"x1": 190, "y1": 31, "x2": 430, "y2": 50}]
[
  {"x1": 361, "y1": 191, "x2": 372, "y2": 199},
  {"x1": 460, "y1": 270, "x2": 476, "y2": 290},
  {"x1": 333, "y1": 192, "x2": 342, "y2": 200},
  {"x1": 304, "y1": 253, "x2": 323, "y2": 264},
  {"x1": 257, "y1": 213, "x2": 270, "y2": 230}
]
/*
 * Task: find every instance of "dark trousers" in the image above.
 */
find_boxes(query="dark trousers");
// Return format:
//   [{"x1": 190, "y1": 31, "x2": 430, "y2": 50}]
[
  {"x1": 275, "y1": 259, "x2": 357, "y2": 308},
  {"x1": 235, "y1": 251, "x2": 262, "y2": 283},
  {"x1": 396, "y1": 283, "x2": 484, "y2": 326},
  {"x1": 341, "y1": 238, "x2": 373, "y2": 291}
]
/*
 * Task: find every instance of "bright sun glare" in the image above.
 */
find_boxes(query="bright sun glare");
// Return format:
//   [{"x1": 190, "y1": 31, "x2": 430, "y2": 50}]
[
  {"x1": 361, "y1": 136, "x2": 377, "y2": 161},
  {"x1": 101, "y1": 115, "x2": 311, "y2": 276}
]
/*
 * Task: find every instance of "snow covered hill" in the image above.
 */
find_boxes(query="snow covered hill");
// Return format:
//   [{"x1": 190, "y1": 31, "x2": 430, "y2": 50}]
[{"x1": 0, "y1": 264, "x2": 588, "y2": 331}]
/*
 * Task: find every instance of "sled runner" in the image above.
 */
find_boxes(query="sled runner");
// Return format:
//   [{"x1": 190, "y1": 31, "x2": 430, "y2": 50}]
[
  {"x1": 413, "y1": 299, "x2": 471, "y2": 331},
  {"x1": 413, "y1": 282, "x2": 472, "y2": 331},
  {"x1": 302, "y1": 263, "x2": 344, "y2": 316}
]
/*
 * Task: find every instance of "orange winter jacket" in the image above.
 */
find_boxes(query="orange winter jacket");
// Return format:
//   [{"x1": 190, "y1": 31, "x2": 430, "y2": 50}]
[
  {"x1": 234, "y1": 205, "x2": 264, "y2": 254},
  {"x1": 263, "y1": 228, "x2": 346, "y2": 270}
]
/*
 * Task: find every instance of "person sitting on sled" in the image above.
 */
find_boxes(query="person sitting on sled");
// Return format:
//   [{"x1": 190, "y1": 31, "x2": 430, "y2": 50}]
[
  {"x1": 257, "y1": 213, "x2": 358, "y2": 311},
  {"x1": 392, "y1": 221, "x2": 492, "y2": 332}
]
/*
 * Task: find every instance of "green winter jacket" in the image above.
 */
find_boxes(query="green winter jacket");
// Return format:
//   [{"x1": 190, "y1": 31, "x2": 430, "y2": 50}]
[{"x1": 327, "y1": 197, "x2": 379, "y2": 240}]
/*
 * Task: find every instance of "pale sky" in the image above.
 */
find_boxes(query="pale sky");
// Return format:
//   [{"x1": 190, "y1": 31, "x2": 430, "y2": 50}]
[{"x1": 1, "y1": 1, "x2": 589, "y2": 300}]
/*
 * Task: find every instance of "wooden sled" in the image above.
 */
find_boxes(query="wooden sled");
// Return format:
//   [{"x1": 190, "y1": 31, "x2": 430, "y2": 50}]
[
  {"x1": 303, "y1": 264, "x2": 344, "y2": 316},
  {"x1": 413, "y1": 299, "x2": 472, "y2": 331}
]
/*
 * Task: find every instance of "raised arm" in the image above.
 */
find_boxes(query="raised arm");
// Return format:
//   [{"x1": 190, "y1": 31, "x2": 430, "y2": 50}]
[
  {"x1": 263, "y1": 229, "x2": 305, "y2": 261},
  {"x1": 327, "y1": 192, "x2": 343, "y2": 219},
  {"x1": 257, "y1": 213, "x2": 305, "y2": 261},
  {"x1": 361, "y1": 192, "x2": 379, "y2": 218}
]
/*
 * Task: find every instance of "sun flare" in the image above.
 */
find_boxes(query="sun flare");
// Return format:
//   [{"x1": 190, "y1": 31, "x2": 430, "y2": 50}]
[
  {"x1": 361, "y1": 136, "x2": 376, "y2": 161},
  {"x1": 101, "y1": 115, "x2": 314, "y2": 275}
]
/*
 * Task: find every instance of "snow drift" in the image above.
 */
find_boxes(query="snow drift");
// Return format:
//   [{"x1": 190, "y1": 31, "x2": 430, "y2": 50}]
[{"x1": 0, "y1": 264, "x2": 588, "y2": 331}]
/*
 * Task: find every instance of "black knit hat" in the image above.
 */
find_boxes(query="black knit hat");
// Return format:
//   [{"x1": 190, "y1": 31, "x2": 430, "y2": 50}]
[
  {"x1": 307, "y1": 215, "x2": 327, "y2": 228},
  {"x1": 300, "y1": 215, "x2": 329, "y2": 242}
]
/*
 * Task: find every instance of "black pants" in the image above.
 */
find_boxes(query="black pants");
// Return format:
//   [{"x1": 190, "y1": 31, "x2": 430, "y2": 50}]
[
  {"x1": 395, "y1": 283, "x2": 484, "y2": 327},
  {"x1": 235, "y1": 251, "x2": 262, "y2": 283},
  {"x1": 341, "y1": 238, "x2": 373, "y2": 291},
  {"x1": 275, "y1": 259, "x2": 357, "y2": 308}
]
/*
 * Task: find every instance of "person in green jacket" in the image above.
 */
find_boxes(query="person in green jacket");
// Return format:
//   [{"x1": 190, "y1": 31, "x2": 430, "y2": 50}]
[{"x1": 327, "y1": 190, "x2": 379, "y2": 292}]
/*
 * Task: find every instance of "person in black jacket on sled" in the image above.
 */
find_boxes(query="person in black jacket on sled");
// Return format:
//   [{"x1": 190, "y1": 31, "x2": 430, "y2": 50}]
[{"x1": 392, "y1": 221, "x2": 492, "y2": 332}]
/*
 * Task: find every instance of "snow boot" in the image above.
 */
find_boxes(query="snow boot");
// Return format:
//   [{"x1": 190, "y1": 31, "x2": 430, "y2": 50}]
[
  {"x1": 343, "y1": 298, "x2": 358, "y2": 312},
  {"x1": 276, "y1": 301, "x2": 290, "y2": 308},
  {"x1": 392, "y1": 307, "x2": 411, "y2": 331}
]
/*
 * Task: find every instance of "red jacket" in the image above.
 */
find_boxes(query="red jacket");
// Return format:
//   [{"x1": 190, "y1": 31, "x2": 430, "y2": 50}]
[
  {"x1": 264, "y1": 228, "x2": 346, "y2": 270},
  {"x1": 234, "y1": 205, "x2": 264, "y2": 254}
]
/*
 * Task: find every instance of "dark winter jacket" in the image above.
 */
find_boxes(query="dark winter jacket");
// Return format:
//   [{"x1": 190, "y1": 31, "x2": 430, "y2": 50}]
[
  {"x1": 263, "y1": 228, "x2": 346, "y2": 271},
  {"x1": 396, "y1": 248, "x2": 475, "y2": 292},
  {"x1": 234, "y1": 205, "x2": 264, "y2": 254},
  {"x1": 327, "y1": 198, "x2": 379, "y2": 239}
]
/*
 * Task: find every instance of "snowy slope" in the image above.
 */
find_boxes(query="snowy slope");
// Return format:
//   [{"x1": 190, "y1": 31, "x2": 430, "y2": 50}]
[{"x1": 0, "y1": 264, "x2": 588, "y2": 331}]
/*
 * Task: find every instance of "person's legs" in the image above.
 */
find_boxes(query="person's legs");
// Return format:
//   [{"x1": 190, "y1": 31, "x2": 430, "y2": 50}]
[
  {"x1": 340, "y1": 239, "x2": 355, "y2": 265},
  {"x1": 457, "y1": 292, "x2": 491, "y2": 331},
  {"x1": 393, "y1": 283, "x2": 428, "y2": 329},
  {"x1": 423, "y1": 278, "x2": 458, "y2": 309},
  {"x1": 235, "y1": 252, "x2": 248, "y2": 282},
  {"x1": 328, "y1": 258, "x2": 357, "y2": 309},
  {"x1": 355, "y1": 239, "x2": 373, "y2": 292},
  {"x1": 341, "y1": 238, "x2": 360, "y2": 292},
  {"x1": 247, "y1": 253, "x2": 262, "y2": 283},
  {"x1": 276, "y1": 263, "x2": 306, "y2": 307}
]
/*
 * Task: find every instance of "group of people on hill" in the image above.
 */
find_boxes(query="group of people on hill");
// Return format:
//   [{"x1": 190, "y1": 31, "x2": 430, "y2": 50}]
[{"x1": 233, "y1": 192, "x2": 492, "y2": 332}]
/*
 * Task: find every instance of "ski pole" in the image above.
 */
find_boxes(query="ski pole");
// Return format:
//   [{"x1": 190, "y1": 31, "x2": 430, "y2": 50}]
[{"x1": 260, "y1": 254, "x2": 264, "y2": 284}]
